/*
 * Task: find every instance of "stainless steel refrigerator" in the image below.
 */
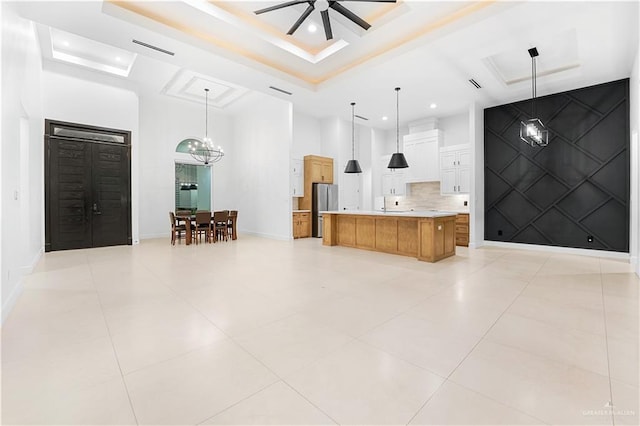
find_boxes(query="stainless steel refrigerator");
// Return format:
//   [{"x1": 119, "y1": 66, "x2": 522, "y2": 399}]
[{"x1": 312, "y1": 183, "x2": 339, "y2": 238}]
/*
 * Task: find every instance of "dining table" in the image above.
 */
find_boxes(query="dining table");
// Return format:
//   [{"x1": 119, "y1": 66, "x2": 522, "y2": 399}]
[{"x1": 175, "y1": 212, "x2": 237, "y2": 244}]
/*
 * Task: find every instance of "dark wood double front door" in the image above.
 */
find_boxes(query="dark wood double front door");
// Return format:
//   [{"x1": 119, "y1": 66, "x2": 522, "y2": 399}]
[{"x1": 45, "y1": 120, "x2": 132, "y2": 252}]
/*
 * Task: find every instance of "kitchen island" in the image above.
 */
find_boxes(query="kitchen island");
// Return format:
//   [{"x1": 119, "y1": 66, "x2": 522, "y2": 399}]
[{"x1": 321, "y1": 210, "x2": 457, "y2": 262}]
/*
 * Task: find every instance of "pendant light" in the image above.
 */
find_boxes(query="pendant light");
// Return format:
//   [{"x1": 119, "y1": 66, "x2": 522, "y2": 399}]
[
  {"x1": 519, "y1": 47, "x2": 548, "y2": 147},
  {"x1": 388, "y1": 87, "x2": 409, "y2": 169},
  {"x1": 344, "y1": 102, "x2": 362, "y2": 174},
  {"x1": 185, "y1": 88, "x2": 224, "y2": 165}
]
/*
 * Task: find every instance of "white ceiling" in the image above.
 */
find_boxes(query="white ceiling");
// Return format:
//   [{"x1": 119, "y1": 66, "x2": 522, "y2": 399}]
[{"x1": 15, "y1": 1, "x2": 640, "y2": 129}]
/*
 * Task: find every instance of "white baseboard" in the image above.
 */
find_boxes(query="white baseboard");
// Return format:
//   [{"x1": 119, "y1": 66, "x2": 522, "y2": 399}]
[
  {"x1": 1, "y1": 247, "x2": 43, "y2": 325},
  {"x1": 1, "y1": 281, "x2": 24, "y2": 325},
  {"x1": 482, "y1": 240, "x2": 630, "y2": 260},
  {"x1": 240, "y1": 230, "x2": 292, "y2": 241},
  {"x1": 139, "y1": 233, "x2": 169, "y2": 241},
  {"x1": 468, "y1": 241, "x2": 483, "y2": 249}
]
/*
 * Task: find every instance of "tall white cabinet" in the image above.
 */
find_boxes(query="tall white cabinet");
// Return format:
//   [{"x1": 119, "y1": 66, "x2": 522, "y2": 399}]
[
  {"x1": 403, "y1": 130, "x2": 442, "y2": 183},
  {"x1": 291, "y1": 157, "x2": 304, "y2": 197},
  {"x1": 439, "y1": 144, "x2": 471, "y2": 194}
]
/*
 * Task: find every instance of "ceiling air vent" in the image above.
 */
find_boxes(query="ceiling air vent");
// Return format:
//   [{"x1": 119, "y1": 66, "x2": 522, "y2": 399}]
[
  {"x1": 469, "y1": 78, "x2": 482, "y2": 89},
  {"x1": 269, "y1": 86, "x2": 292, "y2": 95},
  {"x1": 355, "y1": 115, "x2": 369, "y2": 121},
  {"x1": 132, "y1": 39, "x2": 175, "y2": 56}
]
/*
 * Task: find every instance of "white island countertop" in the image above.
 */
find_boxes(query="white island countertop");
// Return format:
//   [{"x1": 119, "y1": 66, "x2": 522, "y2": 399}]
[{"x1": 320, "y1": 210, "x2": 458, "y2": 218}]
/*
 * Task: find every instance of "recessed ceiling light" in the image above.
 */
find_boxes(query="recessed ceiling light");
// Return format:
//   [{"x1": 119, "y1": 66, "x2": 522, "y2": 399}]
[
  {"x1": 382, "y1": 116, "x2": 388, "y2": 121},
  {"x1": 308, "y1": 23, "x2": 317, "y2": 33},
  {"x1": 430, "y1": 103, "x2": 437, "y2": 109},
  {"x1": 115, "y1": 56, "x2": 121, "y2": 61},
  {"x1": 63, "y1": 41, "x2": 69, "y2": 47}
]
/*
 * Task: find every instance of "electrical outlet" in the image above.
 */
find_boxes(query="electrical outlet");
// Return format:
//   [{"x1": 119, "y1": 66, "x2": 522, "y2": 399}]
[
  {"x1": 587, "y1": 235, "x2": 594, "y2": 243},
  {"x1": 498, "y1": 230, "x2": 503, "y2": 236},
  {"x1": 395, "y1": 201, "x2": 398, "y2": 206},
  {"x1": 463, "y1": 201, "x2": 468, "y2": 206}
]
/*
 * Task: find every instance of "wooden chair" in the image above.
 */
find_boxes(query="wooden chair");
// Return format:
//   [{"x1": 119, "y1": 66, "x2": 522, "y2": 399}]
[
  {"x1": 175, "y1": 210, "x2": 191, "y2": 226},
  {"x1": 213, "y1": 210, "x2": 229, "y2": 242},
  {"x1": 194, "y1": 211, "x2": 212, "y2": 244},
  {"x1": 227, "y1": 210, "x2": 238, "y2": 240},
  {"x1": 170, "y1": 212, "x2": 186, "y2": 245}
]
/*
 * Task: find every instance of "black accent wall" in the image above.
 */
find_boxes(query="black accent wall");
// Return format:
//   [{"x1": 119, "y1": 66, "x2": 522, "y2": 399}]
[{"x1": 484, "y1": 79, "x2": 630, "y2": 252}]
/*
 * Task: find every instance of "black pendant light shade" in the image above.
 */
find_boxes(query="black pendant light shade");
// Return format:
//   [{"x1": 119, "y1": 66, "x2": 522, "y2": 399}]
[
  {"x1": 388, "y1": 152, "x2": 409, "y2": 169},
  {"x1": 388, "y1": 87, "x2": 408, "y2": 169},
  {"x1": 344, "y1": 102, "x2": 362, "y2": 174},
  {"x1": 344, "y1": 159, "x2": 362, "y2": 173}
]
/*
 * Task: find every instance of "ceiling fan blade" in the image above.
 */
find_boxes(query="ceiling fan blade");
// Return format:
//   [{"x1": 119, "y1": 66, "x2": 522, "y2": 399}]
[
  {"x1": 255, "y1": 0, "x2": 309, "y2": 15},
  {"x1": 287, "y1": 4, "x2": 315, "y2": 35},
  {"x1": 329, "y1": 2, "x2": 371, "y2": 30},
  {"x1": 321, "y1": 10, "x2": 333, "y2": 40},
  {"x1": 339, "y1": 0, "x2": 396, "y2": 2}
]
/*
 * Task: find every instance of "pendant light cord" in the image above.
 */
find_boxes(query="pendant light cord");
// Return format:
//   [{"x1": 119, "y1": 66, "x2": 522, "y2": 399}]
[
  {"x1": 531, "y1": 57, "x2": 536, "y2": 117},
  {"x1": 351, "y1": 102, "x2": 356, "y2": 160},
  {"x1": 205, "y1": 88, "x2": 209, "y2": 140},
  {"x1": 395, "y1": 87, "x2": 400, "y2": 152}
]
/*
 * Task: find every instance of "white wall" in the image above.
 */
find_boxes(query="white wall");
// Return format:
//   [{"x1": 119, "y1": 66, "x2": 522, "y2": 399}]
[
  {"x1": 630, "y1": 50, "x2": 639, "y2": 276},
  {"x1": 137, "y1": 94, "x2": 232, "y2": 239},
  {"x1": 439, "y1": 113, "x2": 469, "y2": 147},
  {"x1": 42, "y1": 70, "x2": 140, "y2": 243},
  {"x1": 1, "y1": 3, "x2": 44, "y2": 323},
  {"x1": 469, "y1": 102, "x2": 484, "y2": 249},
  {"x1": 292, "y1": 110, "x2": 321, "y2": 157},
  {"x1": 357, "y1": 125, "x2": 372, "y2": 210},
  {"x1": 230, "y1": 92, "x2": 292, "y2": 240}
]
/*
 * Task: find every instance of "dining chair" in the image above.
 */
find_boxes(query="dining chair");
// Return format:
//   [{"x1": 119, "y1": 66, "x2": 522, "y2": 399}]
[
  {"x1": 194, "y1": 211, "x2": 212, "y2": 244},
  {"x1": 213, "y1": 210, "x2": 229, "y2": 242},
  {"x1": 227, "y1": 210, "x2": 238, "y2": 240},
  {"x1": 169, "y1": 211, "x2": 186, "y2": 245}
]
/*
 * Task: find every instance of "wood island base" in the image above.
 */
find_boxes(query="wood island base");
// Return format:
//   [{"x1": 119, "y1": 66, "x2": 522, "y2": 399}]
[{"x1": 322, "y1": 212, "x2": 457, "y2": 262}]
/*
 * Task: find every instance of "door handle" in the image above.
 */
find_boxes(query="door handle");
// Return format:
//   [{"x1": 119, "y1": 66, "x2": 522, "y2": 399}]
[{"x1": 92, "y1": 203, "x2": 102, "y2": 215}]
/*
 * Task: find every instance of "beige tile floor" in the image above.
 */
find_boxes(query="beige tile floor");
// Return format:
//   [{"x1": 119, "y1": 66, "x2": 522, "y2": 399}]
[{"x1": 2, "y1": 236, "x2": 638, "y2": 425}]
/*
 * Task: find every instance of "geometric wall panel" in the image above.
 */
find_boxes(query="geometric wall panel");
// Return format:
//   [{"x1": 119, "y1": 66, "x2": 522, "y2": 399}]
[
  {"x1": 557, "y1": 182, "x2": 609, "y2": 220},
  {"x1": 524, "y1": 175, "x2": 567, "y2": 208},
  {"x1": 485, "y1": 79, "x2": 630, "y2": 252}
]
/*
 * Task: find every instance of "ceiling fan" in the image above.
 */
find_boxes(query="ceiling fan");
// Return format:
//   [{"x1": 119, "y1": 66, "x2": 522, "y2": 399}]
[{"x1": 254, "y1": 0, "x2": 396, "y2": 41}]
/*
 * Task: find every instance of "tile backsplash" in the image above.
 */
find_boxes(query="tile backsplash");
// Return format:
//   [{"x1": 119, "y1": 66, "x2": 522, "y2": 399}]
[{"x1": 384, "y1": 182, "x2": 469, "y2": 212}]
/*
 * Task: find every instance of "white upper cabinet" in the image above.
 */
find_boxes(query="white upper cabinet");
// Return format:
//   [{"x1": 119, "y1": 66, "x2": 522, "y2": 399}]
[
  {"x1": 439, "y1": 144, "x2": 470, "y2": 194},
  {"x1": 403, "y1": 130, "x2": 442, "y2": 183},
  {"x1": 291, "y1": 157, "x2": 303, "y2": 197}
]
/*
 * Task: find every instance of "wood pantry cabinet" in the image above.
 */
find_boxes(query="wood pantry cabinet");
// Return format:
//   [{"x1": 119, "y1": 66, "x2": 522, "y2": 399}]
[
  {"x1": 292, "y1": 212, "x2": 310, "y2": 238},
  {"x1": 299, "y1": 155, "x2": 334, "y2": 210},
  {"x1": 455, "y1": 213, "x2": 469, "y2": 247},
  {"x1": 439, "y1": 144, "x2": 471, "y2": 194}
]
